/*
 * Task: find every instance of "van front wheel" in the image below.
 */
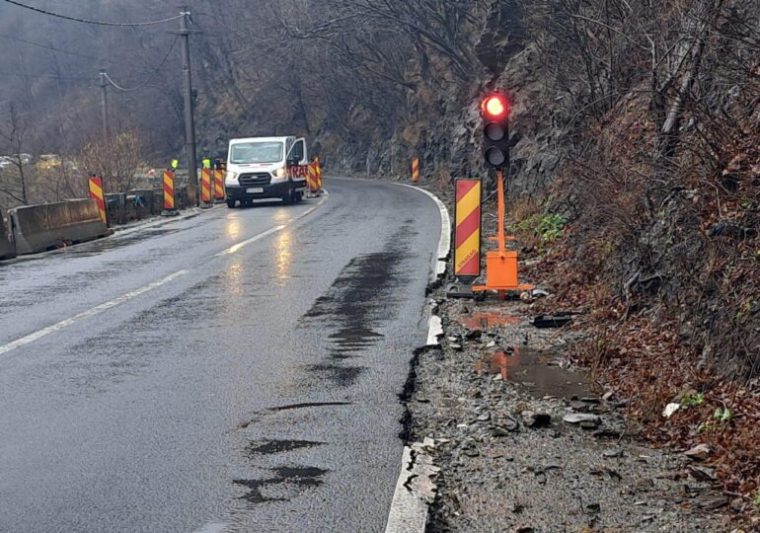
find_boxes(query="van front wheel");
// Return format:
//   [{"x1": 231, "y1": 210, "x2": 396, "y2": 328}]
[{"x1": 282, "y1": 182, "x2": 296, "y2": 205}]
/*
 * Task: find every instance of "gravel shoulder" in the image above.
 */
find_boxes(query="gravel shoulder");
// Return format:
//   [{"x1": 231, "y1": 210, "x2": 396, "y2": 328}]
[{"x1": 406, "y1": 293, "x2": 735, "y2": 532}]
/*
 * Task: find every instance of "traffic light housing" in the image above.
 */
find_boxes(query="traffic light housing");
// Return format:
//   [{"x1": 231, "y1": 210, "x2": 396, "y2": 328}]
[{"x1": 480, "y1": 92, "x2": 510, "y2": 169}]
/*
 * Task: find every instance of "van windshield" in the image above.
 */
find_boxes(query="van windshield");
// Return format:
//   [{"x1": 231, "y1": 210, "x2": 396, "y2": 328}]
[{"x1": 229, "y1": 141, "x2": 283, "y2": 164}]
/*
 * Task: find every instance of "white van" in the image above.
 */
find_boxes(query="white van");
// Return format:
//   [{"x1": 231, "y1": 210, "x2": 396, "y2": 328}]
[{"x1": 225, "y1": 136, "x2": 308, "y2": 207}]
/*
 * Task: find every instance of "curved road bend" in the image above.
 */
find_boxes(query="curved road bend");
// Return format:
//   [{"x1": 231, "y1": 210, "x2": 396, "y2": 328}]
[{"x1": 0, "y1": 178, "x2": 442, "y2": 533}]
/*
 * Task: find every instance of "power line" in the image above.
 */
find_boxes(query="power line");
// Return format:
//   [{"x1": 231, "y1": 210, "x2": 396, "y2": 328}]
[
  {"x1": 0, "y1": 32, "x2": 103, "y2": 61},
  {"x1": 101, "y1": 36, "x2": 179, "y2": 92},
  {"x1": 0, "y1": 0, "x2": 183, "y2": 27},
  {"x1": 0, "y1": 70, "x2": 89, "y2": 81},
  {"x1": 103, "y1": 72, "x2": 147, "y2": 92}
]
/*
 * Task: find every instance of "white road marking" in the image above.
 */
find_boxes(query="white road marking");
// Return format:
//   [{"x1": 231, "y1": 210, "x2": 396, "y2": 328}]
[
  {"x1": 385, "y1": 444, "x2": 439, "y2": 533},
  {"x1": 397, "y1": 183, "x2": 451, "y2": 282},
  {"x1": 326, "y1": 178, "x2": 450, "y2": 266},
  {"x1": 215, "y1": 196, "x2": 327, "y2": 257},
  {"x1": 192, "y1": 522, "x2": 229, "y2": 533},
  {"x1": 385, "y1": 181, "x2": 450, "y2": 532},
  {"x1": 426, "y1": 315, "x2": 443, "y2": 347},
  {"x1": 0, "y1": 195, "x2": 330, "y2": 356},
  {"x1": 215, "y1": 225, "x2": 287, "y2": 256},
  {"x1": 0, "y1": 270, "x2": 188, "y2": 357},
  {"x1": 397, "y1": 183, "x2": 451, "y2": 261}
]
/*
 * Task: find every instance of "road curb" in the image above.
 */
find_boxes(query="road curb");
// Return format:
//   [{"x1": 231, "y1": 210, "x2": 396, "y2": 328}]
[
  {"x1": 385, "y1": 184, "x2": 449, "y2": 532},
  {"x1": 387, "y1": 299, "x2": 444, "y2": 533},
  {"x1": 385, "y1": 441, "x2": 441, "y2": 533}
]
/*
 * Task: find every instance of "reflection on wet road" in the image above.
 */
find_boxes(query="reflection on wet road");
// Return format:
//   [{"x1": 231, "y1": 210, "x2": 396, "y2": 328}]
[
  {"x1": 274, "y1": 230, "x2": 293, "y2": 285},
  {"x1": 0, "y1": 179, "x2": 441, "y2": 533}
]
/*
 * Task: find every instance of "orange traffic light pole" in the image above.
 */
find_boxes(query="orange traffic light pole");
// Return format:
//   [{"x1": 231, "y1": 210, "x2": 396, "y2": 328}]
[
  {"x1": 472, "y1": 170, "x2": 533, "y2": 297},
  {"x1": 496, "y1": 170, "x2": 506, "y2": 253},
  {"x1": 469, "y1": 90, "x2": 533, "y2": 297}
]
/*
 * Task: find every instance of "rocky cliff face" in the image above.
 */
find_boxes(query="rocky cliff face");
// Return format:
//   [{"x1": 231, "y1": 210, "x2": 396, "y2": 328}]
[
  {"x1": 330, "y1": 5, "x2": 569, "y2": 205},
  {"x1": 350, "y1": 1, "x2": 760, "y2": 383}
]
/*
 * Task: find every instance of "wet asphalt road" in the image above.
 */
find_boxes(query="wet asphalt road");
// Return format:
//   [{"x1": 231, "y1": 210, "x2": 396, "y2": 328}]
[{"x1": 0, "y1": 178, "x2": 442, "y2": 533}]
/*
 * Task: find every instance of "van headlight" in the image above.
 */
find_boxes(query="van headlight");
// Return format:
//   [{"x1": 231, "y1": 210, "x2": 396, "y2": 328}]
[
  {"x1": 226, "y1": 171, "x2": 238, "y2": 182},
  {"x1": 274, "y1": 166, "x2": 287, "y2": 179}
]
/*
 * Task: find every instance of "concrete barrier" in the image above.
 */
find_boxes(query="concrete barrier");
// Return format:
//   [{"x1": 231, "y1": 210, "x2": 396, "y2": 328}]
[
  {"x1": 175, "y1": 186, "x2": 190, "y2": 210},
  {"x1": 105, "y1": 193, "x2": 127, "y2": 225},
  {"x1": 0, "y1": 209, "x2": 16, "y2": 260},
  {"x1": 126, "y1": 189, "x2": 162, "y2": 220},
  {"x1": 126, "y1": 191, "x2": 148, "y2": 221},
  {"x1": 150, "y1": 188, "x2": 164, "y2": 214},
  {"x1": 10, "y1": 199, "x2": 112, "y2": 255}
]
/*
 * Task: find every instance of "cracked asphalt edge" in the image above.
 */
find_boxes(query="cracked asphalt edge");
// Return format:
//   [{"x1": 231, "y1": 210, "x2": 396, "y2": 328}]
[{"x1": 385, "y1": 184, "x2": 449, "y2": 533}]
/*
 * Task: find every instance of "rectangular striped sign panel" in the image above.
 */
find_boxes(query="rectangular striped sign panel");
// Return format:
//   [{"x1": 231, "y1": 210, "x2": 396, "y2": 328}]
[
  {"x1": 315, "y1": 156, "x2": 323, "y2": 189},
  {"x1": 454, "y1": 179, "x2": 482, "y2": 278},
  {"x1": 88, "y1": 176, "x2": 107, "y2": 224},
  {"x1": 307, "y1": 162, "x2": 319, "y2": 192},
  {"x1": 214, "y1": 169, "x2": 225, "y2": 201},
  {"x1": 201, "y1": 168, "x2": 212, "y2": 203},
  {"x1": 163, "y1": 170, "x2": 175, "y2": 210}
]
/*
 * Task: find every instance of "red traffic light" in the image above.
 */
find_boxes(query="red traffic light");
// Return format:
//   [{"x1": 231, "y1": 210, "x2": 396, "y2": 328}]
[{"x1": 481, "y1": 93, "x2": 510, "y2": 120}]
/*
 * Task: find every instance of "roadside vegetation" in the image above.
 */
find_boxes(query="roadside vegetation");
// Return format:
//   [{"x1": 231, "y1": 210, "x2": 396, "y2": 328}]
[{"x1": 508, "y1": 1, "x2": 760, "y2": 516}]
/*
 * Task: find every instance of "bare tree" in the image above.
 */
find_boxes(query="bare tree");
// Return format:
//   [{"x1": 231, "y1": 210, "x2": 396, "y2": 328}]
[
  {"x1": 0, "y1": 104, "x2": 30, "y2": 206},
  {"x1": 78, "y1": 130, "x2": 142, "y2": 193}
]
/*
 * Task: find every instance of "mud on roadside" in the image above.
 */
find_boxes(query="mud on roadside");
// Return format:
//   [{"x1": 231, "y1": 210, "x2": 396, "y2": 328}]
[{"x1": 405, "y1": 292, "x2": 737, "y2": 532}]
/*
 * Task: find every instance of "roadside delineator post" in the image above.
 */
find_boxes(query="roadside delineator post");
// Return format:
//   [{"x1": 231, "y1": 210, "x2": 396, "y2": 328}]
[
  {"x1": 454, "y1": 179, "x2": 482, "y2": 281},
  {"x1": 214, "y1": 169, "x2": 225, "y2": 202},
  {"x1": 315, "y1": 156, "x2": 323, "y2": 192},
  {"x1": 307, "y1": 161, "x2": 319, "y2": 196},
  {"x1": 88, "y1": 175, "x2": 108, "y2": 226},
  {"x1": 162, "y1": 170, "x2": 179, "y2": 216},
  {"x1": 201, "y1": 168, "x2": 213, "y2": 208},
  {"x1": 411, "y1": 157, "x2": 420, "y2": 183}
]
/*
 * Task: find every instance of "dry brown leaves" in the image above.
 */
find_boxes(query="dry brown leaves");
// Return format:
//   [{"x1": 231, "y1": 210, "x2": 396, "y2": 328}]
[{"x1": 523, "y1": 232, "x2": 760, "y2": 518}]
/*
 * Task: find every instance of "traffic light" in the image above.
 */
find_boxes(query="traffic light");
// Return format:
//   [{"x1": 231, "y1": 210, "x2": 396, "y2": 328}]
[{"x1": 480, "y1": 92, "x2": 511, "y2": 169}]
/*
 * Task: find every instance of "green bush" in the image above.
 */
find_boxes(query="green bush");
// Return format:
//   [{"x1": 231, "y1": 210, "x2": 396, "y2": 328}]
[
  {"x1": 681, "y1": 392, "x2": 705, "y2": 407},
  {"x1": 517, "y1": 213, "x2": 567, "y2": 242}
]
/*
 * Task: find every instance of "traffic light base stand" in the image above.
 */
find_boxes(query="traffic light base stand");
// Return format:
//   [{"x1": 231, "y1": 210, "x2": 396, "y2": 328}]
[{"x1": 471, "y1": 250, "x2": 534, "y2": 295}]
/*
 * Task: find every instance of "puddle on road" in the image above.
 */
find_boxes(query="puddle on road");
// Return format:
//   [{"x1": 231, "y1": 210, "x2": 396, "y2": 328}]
[
  {"x1": 459, "y1": 311, "x2": 522, "y2": 329},
  {"x1": 246, "y1": 440, "x2": 324, "y2": 457},
  {"x1": 274, "y1": 466, "x2": 328, "y2": 482},
  {"x1": 329, "y1": 326, "x2": 383, "y2": 353},
  {"x1": 297, "y1": 222, "x2": 415, "y2": 387},
  {"x1": 306, "y1": 364, "x2": 365, "y2": 387},
  {"x1": 270, "y1": 401, "x2": 352, "y2": 412},
  {"x1": 233, "y1": 466, "x2": 329, "y2": 504},
  {"x1": 476, "y1": 348, "x2": 591, "y2": 399},
  {"x1": 238, "y1": 402, "x2": 353, "y2": 429}
]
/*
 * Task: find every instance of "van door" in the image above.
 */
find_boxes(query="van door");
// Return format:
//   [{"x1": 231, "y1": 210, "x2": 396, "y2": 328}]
[{"x1": 286, "y1": 138, "x2": 308, "y2": 166}]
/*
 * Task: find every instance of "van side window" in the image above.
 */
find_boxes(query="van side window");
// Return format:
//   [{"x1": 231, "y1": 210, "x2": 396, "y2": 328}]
[{"x1": 291, "y1": 140, "x2": 304, "y2": 163}]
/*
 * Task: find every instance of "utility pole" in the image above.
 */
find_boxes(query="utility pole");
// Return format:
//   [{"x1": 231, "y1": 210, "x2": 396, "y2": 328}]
[
  {"x1": 99, "y1": 69, "x2": 109, "y2": 140},
  {"x1": 178, "y1": 8, "x2": 198, "y2": 206}
]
